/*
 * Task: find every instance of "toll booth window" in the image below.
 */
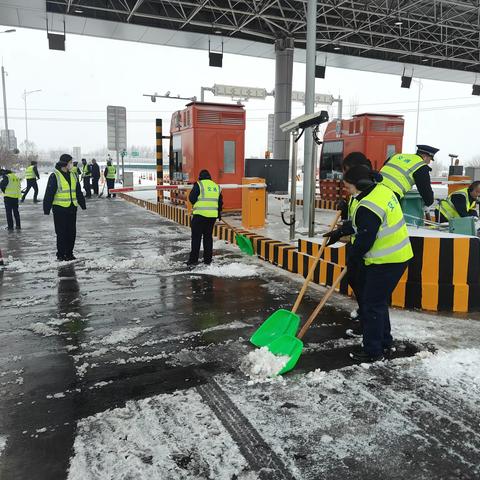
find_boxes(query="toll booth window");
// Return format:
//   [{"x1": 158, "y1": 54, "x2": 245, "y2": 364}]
[
  {"x1": 172, "y1": 134, "x2": 183, "y2": 181},
  {"x1": 320, "y1": 140, "x2": 343, "y2": 179},
  {"x1": 224, "y1": 141, "x2": 236, "y2": 174}
]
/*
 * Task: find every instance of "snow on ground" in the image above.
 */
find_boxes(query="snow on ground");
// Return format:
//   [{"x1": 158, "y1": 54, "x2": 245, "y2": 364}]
[
  {"x1": 28, "y1": 322, "x2": 58, "y2": 337},
  {"x1": 240, "y1": 347, "x2": 289, "y2": 382},
  {"x1": 195, "y1": 262, "x2": 259, "y2": 278},
  {"x1": 420, "y1": 348, "x2": 480, "y2": 388},
  {"x1": 97, "y1": 327, "x2": 151, "y2": 346},
  {"x1": 67, "y1": 389, "x2": 255, "y2": 480},
  {"x1": 0, "y1": 435, "x2": 6, "y2": 456}
]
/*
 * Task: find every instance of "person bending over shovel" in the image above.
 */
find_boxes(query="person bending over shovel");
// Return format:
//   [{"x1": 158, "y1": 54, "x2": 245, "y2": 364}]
[{"x1": 187, "y1": 169, "x2": 223, "y2": 267}]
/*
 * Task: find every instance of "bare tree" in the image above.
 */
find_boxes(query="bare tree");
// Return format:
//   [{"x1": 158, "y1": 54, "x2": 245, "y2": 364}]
[{"x1": 466, "y1": 155, "x2": 480, "y2": 167}]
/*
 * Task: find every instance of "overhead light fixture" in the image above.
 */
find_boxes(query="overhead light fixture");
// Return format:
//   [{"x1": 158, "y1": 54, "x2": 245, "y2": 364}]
[
  {"x1": 394, "y1": 20, "x2": 403, "y2": 26},
  {"x1": 401, "y1": 67, "x2": 412, "y2": 88},
  {"x1": 214, "y1": 29, "x2": 222, "y2": 34},
  {"x1": 422, "y1": 58, "x2": 429, "y2": 62},
  {"x1": 472, "y1": 84, "x2": 480, "y2": 96},
  {"x1": 75, "y1": 9, "x2": 83, "y2": 13},
  {"x1": 333, "y1": 45, "x2": 341, "y2": 51},
  {"x1": 46, "y1": 19, "x2": 66, "y2": 51},
  {"x1": 208, "y1": 39, "x2": 223, "y2": 68}
]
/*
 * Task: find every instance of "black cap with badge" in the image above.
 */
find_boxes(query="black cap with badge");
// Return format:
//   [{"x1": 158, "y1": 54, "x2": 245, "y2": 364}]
[{"x1": 416, "y1": 144, "x2": 439, "y2": 160}]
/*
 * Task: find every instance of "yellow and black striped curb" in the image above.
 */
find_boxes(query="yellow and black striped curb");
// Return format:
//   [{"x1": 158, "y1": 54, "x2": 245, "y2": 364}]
[
  {"x1": 118, "y1": 194, "x2": 347, "y2": 294},
  {"x1": 296, "y1": 198, "x2": 338, "y2": 210},
  {"x1": 299, "y1": 237, "x2": 480, "y2": 313}
]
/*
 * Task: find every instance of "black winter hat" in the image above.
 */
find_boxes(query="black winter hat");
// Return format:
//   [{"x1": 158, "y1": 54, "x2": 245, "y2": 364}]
[
  {"x1": 58, "y1": 153, "x2": 73, "y2": 167},
  {"x1": 199, "y1": 169, "x2": 212, "y2": 180},
  {"x1": 342, "y1": 152, "x2": 372, "y2": 172},
  {"x1": 344, "y1": 165, "x2": 381, "y2": 191}
]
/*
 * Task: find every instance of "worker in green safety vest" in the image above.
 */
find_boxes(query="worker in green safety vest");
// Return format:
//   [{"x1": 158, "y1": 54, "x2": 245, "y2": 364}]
[
  {"x1": 0, "y1": 168, "x2": 22, "y2": 231},
  {"x1": 104, "y1": 160, "x2": 117, "y2": 198},
  {"x1": 71, "y1": 161, "x2": 79, "y2": 178},
  {"x1": 81, "y1": 158, "x2": 92, "y2": 198},
  {"x1": 21, "y1": 160, "x2": 40, "y2": 203},
  {"x1": 380, "y1": 144, "x2": 439, "y2": 207},
  {"x1": 187, "y1": 169, "x2": 223, "y2": 267},
  {"x1": 43, "y1": 154, "x2": 87, "y2": 261},
  {"x1": 436, "y1": 181, "x2": 480, "y2": 223},
  {"x1": 327, "y1": 165, "x2": 413, "y2": 363}
]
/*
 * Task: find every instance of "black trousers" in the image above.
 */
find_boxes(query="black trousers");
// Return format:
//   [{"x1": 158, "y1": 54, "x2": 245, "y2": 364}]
[
  {"x1": 83, "y1": 177, "x2": 91, "y2": 198},
  {"x1": 4, "y1": 197, "x2": 21, "y2": 229},
  {"x1": 21, "y1": 179, "x2": 38, "y2": 201},
  {"x1": 356, "y1": 261, "x2": 409, "y2": 356},
  {"x1": 188, "y1": 215, "x2": 216, "y2": 264},
  {"x1": 106, "y1": 179, "x2": 116, "y2": 197},
  {"x1": 92, "y1": 177, "x2": 99, "y2": 195},
  {"x1": 347, "y1": 261, "x2": 366, "y2": 324},
  {"x1": 52, "y1": 205, "x2": 77, "y2": 259}
]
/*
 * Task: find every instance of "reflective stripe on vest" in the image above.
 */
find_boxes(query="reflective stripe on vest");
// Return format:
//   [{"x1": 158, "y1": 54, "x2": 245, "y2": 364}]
[
  {"x1": 4, "y1": 173, "x2": 21, "y2": 199},
  {"x1": 106, "y1": 166, "x2": 116, "y2": 179},
  {"x1": 437, "y1": 187, "x2": 476, "y2": 221},
  {"x1": 82, "y1": 165, "x2": 91, "y2": 177},
  {"x1": 352, "y1": 184, "x2": 413, "y2": 265},
  {"x1": 52, "y1": 170, "x2": 78, "y2": 208},
  {"x1": 380, "y1": 154, "x2": 426, "y2": 199},
  {"x1": 192, "y1": 179, "x2": 220, "y2": 218},
  {"x1": 25, "y1": 165, "x2": 36, "y2": 180}
]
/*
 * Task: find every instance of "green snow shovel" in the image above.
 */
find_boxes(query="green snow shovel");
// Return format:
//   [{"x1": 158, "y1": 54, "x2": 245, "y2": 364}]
[
  {"x1": 250, "y1": 210, "x2": 342, "y2": 348},
  {"x1": 221, "y1": 219, "x2": 254, "y2": 256},
  {"x1": 268, "y1": 267, "x2": 348, "y2": 375}
]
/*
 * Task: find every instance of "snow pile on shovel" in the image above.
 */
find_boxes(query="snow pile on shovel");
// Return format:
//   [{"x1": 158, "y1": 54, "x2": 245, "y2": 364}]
[{"x1": 241, "y1": 347, "x2": 289, "y2": 382}]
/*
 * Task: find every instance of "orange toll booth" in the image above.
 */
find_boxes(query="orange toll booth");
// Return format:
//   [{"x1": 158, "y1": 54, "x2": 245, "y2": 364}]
[
  {"x1": 170, "y1": 102, "x2": 246, "y2": 210},
  {"x1": 320, "y1": 113, "x2": 404, "y2": 178}
]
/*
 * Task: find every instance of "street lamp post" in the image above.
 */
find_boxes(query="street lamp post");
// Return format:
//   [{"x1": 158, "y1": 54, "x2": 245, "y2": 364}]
[
  {"x1": 1, "y1": 29, "x2": 16, "y2": 151},
  {"x1": 22, "y1": 89, "x2": 41, "y2": 151}
]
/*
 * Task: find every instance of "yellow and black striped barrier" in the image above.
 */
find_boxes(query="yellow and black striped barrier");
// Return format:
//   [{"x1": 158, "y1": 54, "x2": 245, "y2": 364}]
[{"x1": 296, "y1": 198, "x2": 338, "y2": 210}]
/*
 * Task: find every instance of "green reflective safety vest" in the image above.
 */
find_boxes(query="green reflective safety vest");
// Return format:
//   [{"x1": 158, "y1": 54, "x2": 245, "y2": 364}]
[
  {"x1": 437, "y1": 187, "x2": 476, "y2": 221},
  {"x1": 82, "y1": 164, "x2": 91, "y2": 177},
  {"x1": 192, "y1": 179, "x2": 220, "y2": 218},
  {"x1": 52, "y1": 169, "x2": 78, "y2": 208},
  {"x1": 352, "y1": 184, "x2": 413, "y2": 266},
  {"x1": 25, "y1": 165, "x2": 36, "y2": 180},
  {"x1": 380, "y1": 153, "x2": 426, "y2": 199},
  {"x1": 4, "y1": 173, "x2": 21, "y2": 199},
  {"x1": 106, "y1": 165, "x2": 116, "y2": 179},
  {"x1": 348, "y1": 195, "x2": 359, "y2": 244},
  {"x1": 71, "y1": 166, "x2": 79, "y2": 177}
]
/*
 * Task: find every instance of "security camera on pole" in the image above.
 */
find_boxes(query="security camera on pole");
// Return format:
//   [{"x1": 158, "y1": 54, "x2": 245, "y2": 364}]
[{"x1": 107, "y1": 106, "x2": 127, "y2": 183}]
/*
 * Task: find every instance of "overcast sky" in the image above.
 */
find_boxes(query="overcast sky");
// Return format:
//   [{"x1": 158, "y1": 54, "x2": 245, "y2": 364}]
[{"x1": 1, "y1": 25, "x2": 480, "y2": 164}]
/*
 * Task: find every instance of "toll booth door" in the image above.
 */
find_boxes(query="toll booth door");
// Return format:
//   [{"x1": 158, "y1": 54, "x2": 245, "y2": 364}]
[{"x1": 219, "y1": 138, "x2": 242, "y2": 209}]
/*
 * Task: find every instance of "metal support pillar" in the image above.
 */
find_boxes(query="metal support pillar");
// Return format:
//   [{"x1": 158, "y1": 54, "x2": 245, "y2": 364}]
[
  {"x1": 156, "y1": 119, "x2": 164, "y2": 203},
  {"x1": 289, "y1": 131, "x2": 299, "y2": 241},
  {"x1": 1, "y1": 66, "x2": 9, "y2": 150},
  {"x1": 302, "y1": 0, "x2": 317, "y2": 232},
  {"x1": 273, "y1": 37, "x2": 294, "y2": 161}
]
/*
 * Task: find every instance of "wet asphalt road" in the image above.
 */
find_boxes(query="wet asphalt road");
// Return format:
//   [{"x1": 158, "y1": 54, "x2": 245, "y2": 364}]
[{"x1": 0, "y1": 197, "x2": 477, "y2": 480}]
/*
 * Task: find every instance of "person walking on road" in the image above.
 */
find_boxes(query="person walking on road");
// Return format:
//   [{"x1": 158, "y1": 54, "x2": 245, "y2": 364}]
[
  {"x1": 81, "y1": 158, "x2": 92, "y2": 198},
  {"x1": 0, "y1": 168, "x2": 22, "y2": 231},
  {"x1": 380, "y1": 144, "x2": 438, "y2": 207},
  {"x1": 187, "y1": 169, "x2": 223, "y2": 267},
  {"x1": 104, "y1": 160, "x2": 117, "y2": 198},
  {"x1": 91, "y1": 158, "x2": 100, "y2": 196},
  {"x1": 43, "y1": 154, "x2": 86, "y2": 261},
  {"x1": 334, "y1": 166, "x2": 413, "y2": 363},
  {"x1": 21, "y1": 160, "x2": 40, "y2": 203}
]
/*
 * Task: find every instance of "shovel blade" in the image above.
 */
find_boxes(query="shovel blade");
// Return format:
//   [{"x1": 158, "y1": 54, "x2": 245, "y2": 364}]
[
  {"x1": 250, "y1": 309, "x2": 300, "y2": 347},
  {"x1": 235, "y1": 234, "x2": 254, "y2": 256},
  {"x1": 267, "y1": 335, "x2": 304, "y2": 375}
]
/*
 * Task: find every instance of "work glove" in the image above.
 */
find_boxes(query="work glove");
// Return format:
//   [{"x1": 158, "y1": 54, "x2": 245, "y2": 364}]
[{"x1": 323, "y1": 220, "x2": 354, "y2": 246}]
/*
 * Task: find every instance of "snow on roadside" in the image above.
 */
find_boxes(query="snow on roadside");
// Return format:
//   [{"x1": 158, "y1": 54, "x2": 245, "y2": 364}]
[
  {"x1": 240, "y1": 347, "x2": 289, "y2": 383},
  {"x1": 67, "y1": 389, "x2": 255, "y2": 480},
  {"x1": 86, "y1": 254, "x2": 172, "y2": 273},
  {"x1": 29, "y1": 322, "x2": 58, "y2": 337},
  {"x1": 0, "y1": 435, "x2": 6, "y2": 455},
  {"x1": 97, "y1": 327, "x2": 151, "y2": 345},
  {"x1": 196, "y1": 262, "x2": 259, "y2": 278},
  {"x1": 420, "y1": 348, "x2": 480, "y2": 388}
]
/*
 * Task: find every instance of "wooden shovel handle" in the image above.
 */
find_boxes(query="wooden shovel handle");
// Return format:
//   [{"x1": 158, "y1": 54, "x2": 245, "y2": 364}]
[
  {"x1": 221, "y1": 219, "x2": 237, "y2": 233},
  {"x1": 291, "y1": 210, "x2": 342, "y2": 314},
  {"x1": 298, "y1": 267, "x2": 348, "y2": 340}
]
